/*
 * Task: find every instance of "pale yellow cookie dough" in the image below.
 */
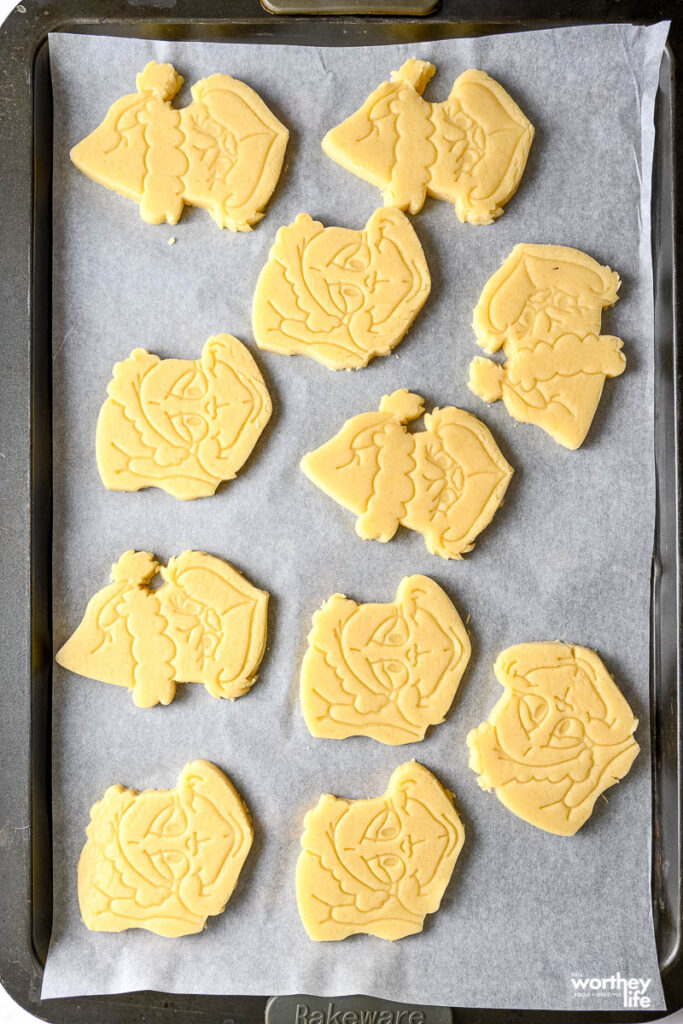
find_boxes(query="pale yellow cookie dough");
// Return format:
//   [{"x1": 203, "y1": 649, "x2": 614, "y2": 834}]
[
  {"x1": 78, "y1": 761, "x2": 252, "y2": 937},
  {"x1": 469, "y1": 244, "x2": 626, "y2": 449},
  {"x1": 96, "y1": 335, "x2": 272, "y2": 500},
  {"x1": 467, "y1": 642, "x2": 639, "y2": 836},
  {"x1": 300, "y1": 389, "x2": 513, "y2": 559},
  {"x1": 301, "y1": 575, "x2": 470, "y2": 744},
  {"x1": 296, "y1": 761, "x2": 464, "y2": 941},
  {"x1": 56, "y1": 550, "x2": 268, "y2": 707},
  {"x1": 252, "y1": 208, "x2": 430, "y2": 370},
  {"x1": 322, "y1": 58, "x2": 534, "y2": 225},
  {"x1": 71, "y1": 61, "x2": 288, "y2": 230}
]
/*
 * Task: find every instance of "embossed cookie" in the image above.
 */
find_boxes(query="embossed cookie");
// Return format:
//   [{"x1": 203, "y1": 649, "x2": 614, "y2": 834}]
[
  {"x1": 301, "y1": 575, "x2": 470, "y2": 744},
  {"x1": 96, "y1": 335, "x2": 272, "y2": 500},
  {"x1": 252, "y1": 208, "x2": 430, "y2": 369},
  {"x1": 467, "y1": 642, "x2": 639, "y2": 836},
  {"x1": 296, "y1": 761, "x2": 464, "y2": 940},
  {"x1": 300, "y1": 389, "x2": 513, "y2": 559},
  {"x1": 322, "y1": 58, "x2": 534, "y2": 225},
  {"x1": 56, "y1": 550, "x2": 268, "y2": 707},
  {"x1": 71, "y1": 61, "x2": 288, "y2": 230},
  {"x1": 78, "y1": 761, "x2": 252, "y2": 936},
  {"x1": 469, "y1": 244, "x2": 626, "y2": 449}
]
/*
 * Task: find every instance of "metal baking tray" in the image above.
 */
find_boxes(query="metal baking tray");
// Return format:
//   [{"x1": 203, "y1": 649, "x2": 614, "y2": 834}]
[{"x1": 0, "y1": 1, "x2": 680, "y2": 1021}]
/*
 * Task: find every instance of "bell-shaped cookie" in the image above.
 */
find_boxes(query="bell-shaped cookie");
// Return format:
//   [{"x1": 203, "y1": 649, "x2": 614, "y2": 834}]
[
  {"x1": 56, "y1": 550, "x2": 268, "y2": 707},
  {"x1": 322, "y1": 58, "x2": 534, "y2": 225},
  {"x1": 71, "y1": 61, "x2": 288, "y2": 230},
  {"x1": 300, "y1": 389, "x2": 513, "y2": 559}
]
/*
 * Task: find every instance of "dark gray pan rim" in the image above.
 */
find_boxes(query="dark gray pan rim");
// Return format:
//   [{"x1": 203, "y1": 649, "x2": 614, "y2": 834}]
[{"x1": 0, "y1": 3, "x2": 680, "y2": 1021}]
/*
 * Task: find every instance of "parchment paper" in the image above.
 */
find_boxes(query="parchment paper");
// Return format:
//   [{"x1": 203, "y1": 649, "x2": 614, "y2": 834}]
[{"x1": 43, "y1": 23, "x2": 669, "y2": 1009}]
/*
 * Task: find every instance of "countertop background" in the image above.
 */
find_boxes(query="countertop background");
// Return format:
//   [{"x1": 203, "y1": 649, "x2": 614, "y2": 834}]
[{"x1": 0, "y1": 1, "x2": 678, "y2": 1022}]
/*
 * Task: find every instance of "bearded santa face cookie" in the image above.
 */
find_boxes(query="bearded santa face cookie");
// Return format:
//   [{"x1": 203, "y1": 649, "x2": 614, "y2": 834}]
[
  {"x1": 96, "y1": 335, "x2": 271, "y2": 500},
  {"x1": 252, "y1": 208, "x2": 430, "y2": 370},
  {"x1": 78, "y1": 761, "x2": 252, "y2": 936},
  {"x1": 467, "y1": 642, "x2": 639, "y2": 835},
  {"x1": 300, "y1": 389, "x2": 513, "y2": 559},
  {"x1": 468, "y1": 244, "x2": 626, "y2": 448},
  {"x1": 71, "y1": 61, "x2": 288, "y2": 230},
  {"x1": 322, "y1": 58, "x2": 534, "y2": 225},
  {"x1": 301, "y1": 575, "x2": 470, "y2": 744},
  {"x1": 296, "y1": 762, "x2": 464, "y2": 940},
  {"x1": 56, "y1": 550, "x2": 268, "y2": 707}
]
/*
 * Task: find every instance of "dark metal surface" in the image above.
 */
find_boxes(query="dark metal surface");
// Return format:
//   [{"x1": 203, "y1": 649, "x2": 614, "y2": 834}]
[
  {"x1": 260, "y1": 0, "x2": 440, "y2": 14},
  {"x1": 0, "y1": 2, "x2": 681, "y2": 1022}
]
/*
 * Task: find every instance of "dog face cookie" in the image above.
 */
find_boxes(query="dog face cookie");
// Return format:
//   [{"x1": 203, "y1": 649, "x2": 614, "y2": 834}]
[
  {"x1": 322, "y1": 59, "x2": 534, "y2": 225},
  {"x1": 78, "y1": 761, "x2": 252, "y2": 936},
  {"x1": 468, "y1": 244, "x2": 626, "y2": 448},
  {"x1": 296, "y1": 762, "x2": 464, "y2": 941},
  {"x1": 252, "y1": 208, "x2": 430, "y2": 369},
  {"x1": 301, "y1": 575, "x2": 470, "y2": 744},
  {"x1": 56, "y1": 550, "x2": 268, "y2": 707},
  {"x1": 71, "y1": 61, "x2": 288, "y2": 231},
  {"x1": 300, "y1": 389, "x2": 513, "y2": 559},
  {"x1": 96, "y1": 335, "x2": 271, "y2": 500},
  {"x1": 467, "y1": 642, "x2": 639, "y2": 835}
]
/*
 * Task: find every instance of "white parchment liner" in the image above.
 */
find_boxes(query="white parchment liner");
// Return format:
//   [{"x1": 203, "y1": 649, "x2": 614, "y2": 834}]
[{"x1": 43, "y1": 23, "x2": 668, "y2": 1008}]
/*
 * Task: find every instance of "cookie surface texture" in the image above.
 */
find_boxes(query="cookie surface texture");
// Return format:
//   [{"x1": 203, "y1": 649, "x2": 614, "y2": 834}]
[
  {"x1": 322, "y1": 59, "x2": 534, "y2": 225},
  {"x1": 296, "y1": 761, "x2": 464, "y2": 940},
  {"x1": 467, "y1": 642, "x2": 639, "y2": 835},
  {"x1": 71, "y1": 61, "x2": 288, "y2": 230},
  {"x1": 78, "y1": 760, "x2": 253, "y2": 936},
  {"x1": 301, "y1": 575, "x2": 470, "y2": 744},
  {"x1": 96, "y1": 335, "x2": 272, "y2": 500},
  {"x1": 300, "y1": 389, "x2": 513, "y2": 559},
  {"x1": 252, "y1": 208, "x2": 430, "y2": 369},
  {"x1": 468, "y1": 244, "x2": 626, "y2": 448},
  {"x1": 56, "y1": 550, "x2": 268, "y2": 707}
]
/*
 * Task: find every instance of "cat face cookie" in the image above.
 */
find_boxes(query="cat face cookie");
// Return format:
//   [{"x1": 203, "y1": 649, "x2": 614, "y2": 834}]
[
  {"x1": 467, "y1": 642, "x2": 639, "y2": 835},
  {"x1": 301, "y1": 575, "x2": 470, "y2": 744},
  {"x1": 252, "y1": 208, "x2": 430, "y2": 369},
  {"x1": 96, "y1": 335, "x2": 271, "y2": 500},
  {"x1": 297, "y1": 762, "x2": 464, "y2": 940},
  {"x1": 78, "y1": 761, "x2": 252, "y2": 936}
]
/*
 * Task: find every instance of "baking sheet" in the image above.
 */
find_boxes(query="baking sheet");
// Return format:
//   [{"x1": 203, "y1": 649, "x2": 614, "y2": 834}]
[{"x1": 43, "y1": 23, "x2": 669, "y2": 1009}]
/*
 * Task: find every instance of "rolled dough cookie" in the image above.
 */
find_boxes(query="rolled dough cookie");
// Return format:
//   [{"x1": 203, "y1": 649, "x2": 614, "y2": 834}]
[
  {"x1": 96, "y1": 335, "x2": 272, "y2": 500},
  {"x1": 468, "y1": 244, "x2": 626, "y2": 449},
  {"x1": 78, "y1": 761, "x2": 252, "y2": 936},
  {"x1": 70, "y1": 61, "x2": 288, "y2": 230},
  {"x1": 322, "y1": 58, "x2": 534, "y2": 225},
  {"x1": 252, "y1": 208, "x2": 430, "y2": 370},
  {"x1": 296, "y1": 761, "x2": 464, "y2": 940},
  {"x1": 467, "y1": 642, "x2": 639, "y2": 836},
  {"x1": 301, "y1": 575, "x2": 470, "y2": 744},
  {"x1": 300, "y1": 389, "x2": 513, "y2": 559},
  {"x1": 56, "y1": 550, "x2": 268, "y2": 707}
]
